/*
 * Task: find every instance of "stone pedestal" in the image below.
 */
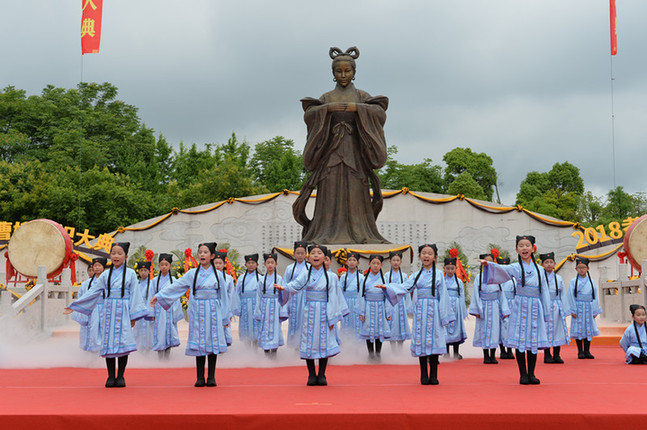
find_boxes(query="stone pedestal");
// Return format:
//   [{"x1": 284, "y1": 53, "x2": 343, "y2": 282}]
[{"x1": 273, "y1": 244, "x2": 414, "y2": 277}]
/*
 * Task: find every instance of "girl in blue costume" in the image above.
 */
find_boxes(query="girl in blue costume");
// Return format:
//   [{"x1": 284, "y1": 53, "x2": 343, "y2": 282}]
[
  {"x1": 64, "y1": 242, "x2": 148, "y2": 388},
  {"x1": 133, "y1": 261, "x2": 154, "y2": 352},
  {"x1": 255, "y1": 253, "x2": 287, "y2": 357},
  {"x1": 539, "y1": 252, "x2": 568, "y2": 363},
  {"x1": 377, "y1": 244, "x2": 455, "y2": 385},
  {"x1": 479, "y1": 235, "x2": 551, "y2": 385},
  {"x1": 72, "y1": 257, "x2": 107, "y2": 353},
  {"x1": 356, "y1": 255, "x2": 392, "y2": 361},
  {"x1": 567, "y1": 257, "x2": 602, "y2": 359},
  {"x1": 234, "y1": 254, "x2": 261, "y2": 346},
  {"x1": 150, "y1": 253, "x2": 183, "y2": 359},
  {"x1": 443, "y1": 257, "x2": 467, "y2": 359},
  {"x1": 496, "y1": 257, "x2": 516, "y2": 360},
  {"x1": 386, "y1": 251, "x2": 411, "y2": 350},
  {"x1": 339, "y1": 251, "x2": 364, "y2": 338},
  {"x1": 619, "y1": 304, "x2": 647, "y2": 364},
  {"x1": 470, "y1": 253, "x2": 510, "y2": 364},
  {"x1": 284, "y1": 241, "x2": 310, "y2": 349},
  {"x1": 151, "y1": 242, "x2": 230, "y2": 387},
  {"x1": 213, "y1": 251, "x2": 235, "y2": 347},
  {"x1": 275, "y1": 244, "x2": 349, "y2": 386}
]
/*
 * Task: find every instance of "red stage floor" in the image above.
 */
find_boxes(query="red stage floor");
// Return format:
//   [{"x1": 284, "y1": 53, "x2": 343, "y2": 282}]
[{"x1": 1, "y1": 345, "x2": 645, "y2": 429}]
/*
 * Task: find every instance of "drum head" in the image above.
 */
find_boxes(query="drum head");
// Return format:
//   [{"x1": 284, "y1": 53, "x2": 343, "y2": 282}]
[
  {"x1": 7, "y1": 219, "x2": 70, "y2": 277},
  {"x1": 624, "y1": 214, "x2": 647, "y2": 271}
]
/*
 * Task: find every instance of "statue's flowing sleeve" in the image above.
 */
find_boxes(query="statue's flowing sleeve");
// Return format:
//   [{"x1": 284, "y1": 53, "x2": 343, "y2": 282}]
[{"x1": 355, "y1": 95, "x2": 388, "y2": 169}]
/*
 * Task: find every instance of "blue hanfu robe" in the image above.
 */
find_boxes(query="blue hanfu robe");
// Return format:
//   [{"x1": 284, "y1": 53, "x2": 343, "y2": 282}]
[
  {"x1": 339, "y1": 269, "x2": 365, "y2": 337},
  {"x1": 223, "y1": 272, "x2": 236, "y2": 346},
  {"x1": 283, "y1": 261, "x2": 309, "y2": 348},
  {"x1": 68, "y1": 265, "x2": 148, "y2": 358},
  {"x1": 386, "y1": 270, "x2": 411, "y2": 342},
  {"x1": 383, "y1": 267, "x2": 455, "y2": 357},
  {"x1": 72, "y1": 276, "x2": 102, "y2": 352},
  {"x1": 254, "y1": 272, "x2": 287, "y2": 350},
  {"x1": 444, "y1": 274, "x2": 467, "y2": 344},
  {"x1": 499, "y1": 279, "x2": 516, "y2": 343},
  {"x1": 133, "y1": 278, "x2": 154, "y2": 351},
  {"x1": 356, "y1": 272, "x2": 393, "y2": 342},
  {"x1": 155, "y1": 265, "x2": 229, "y2": 356},
  {"x1": 483, "y1": 260, "x2": 552, "y2": 353},
  {"x1": 279, "y1": 266, "x2": 349, "y2": 359},
  {"x1": 567, "y1": 275, "x2": 602, "y2": 341},
  {"x1": 469, "y1": 276, "x2": 510, "y2": 349},
  {"x1": 543, "y1": 271, "x2": 569, "y2": 347},
  {"x1": 150, "y1": 274, "x2": 183, "y2": 351},
  {"x1": 619, "y1": 322, "x2": 647, "y2": 364},
  {"x1": 234, "y1": 270, "x2": 261, "y2": 342}
]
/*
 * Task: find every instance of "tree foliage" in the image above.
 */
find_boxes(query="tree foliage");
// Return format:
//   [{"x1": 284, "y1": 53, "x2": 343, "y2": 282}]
[{"x1": 443, "y1": 147, "x2": 498, "y2": 201}]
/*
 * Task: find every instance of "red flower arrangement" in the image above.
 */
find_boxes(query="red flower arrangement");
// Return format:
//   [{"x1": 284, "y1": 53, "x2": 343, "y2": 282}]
[
  {"x1": 449, "y1": 248, "x2": 459, "y2": 258},
  {"x1": 490, "y1": 248, "x2": 499, "y2": 259},
  {"x1": 145, "y1": 249, "x2": 155, "y2": 261}
]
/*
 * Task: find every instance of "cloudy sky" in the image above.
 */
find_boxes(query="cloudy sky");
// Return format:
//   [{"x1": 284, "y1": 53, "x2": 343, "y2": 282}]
[{"x1": 1, "y1": 0, "x2": 645, "y2": 204}]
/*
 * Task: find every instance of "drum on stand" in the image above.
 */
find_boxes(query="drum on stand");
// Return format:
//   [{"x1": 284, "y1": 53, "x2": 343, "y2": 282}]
[
  {"x1": 624, "y1": 214, "x2": 647, "y2": 272},
  {"x1": 7, "y1": 219, "x2": 73, "y2": 278}
]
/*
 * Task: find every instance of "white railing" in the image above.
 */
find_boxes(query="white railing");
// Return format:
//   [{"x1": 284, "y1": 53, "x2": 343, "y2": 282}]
[
  {"x1": 600, "y1": 260, "x2": 647, "y2": 323},
  {"x1": 0, "y1": 266, "x2": 77, "y2": 332}
]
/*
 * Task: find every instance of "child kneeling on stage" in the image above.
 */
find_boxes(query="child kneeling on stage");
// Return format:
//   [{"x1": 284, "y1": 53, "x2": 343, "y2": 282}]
[{"x1": 620, "y1": 304, "x2": 647, "y2": 364}]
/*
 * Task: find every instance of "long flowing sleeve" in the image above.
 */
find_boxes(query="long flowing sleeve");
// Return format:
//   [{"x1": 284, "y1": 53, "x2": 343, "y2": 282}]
[
  {"x1": 591, "y1": 279, "x2": 603, "y2": 317},
  {"x1": 557, "y1": 274, "x2": 568, "y2": 314},
  {"x1": 326, "y1": 274, "x2": 349, "y2": 325},
  {"x1": 468, "y1": 280, "x2": 483, "y2": 316},
  {"x1": 566, "y1": 278, "x2": 577, "y2": 315},
  {"x1": 68, "y1": 272, "x2": 108, "y2": 315},
  {"x1": 483, "y1": 262, "x2": 520, "y2": 285},
  {"x1": 437, "y1": 274, "x2": 455, "y2": 327},
  {"x1": 218, "y1": 273, "x2": 231, "y2": 327},
  {"x1": 155, "y1": 269, "x2": 195, "y2": 311},
  {"x1": 459, "y1": 279, "x2": 468, "y2": 317},
  {"x1": 498, "y1": 288, "x2": 511, "y2": 318},
  {"x1": 127, "y1": 269, "x2": 149, "y2": 321},
  {"x1": 278, "y1": 268, "x2": 309, "y2": 306},
  {"x1": 383, "y1": 270, "x2": 417, "y2": 307},
  {"x1": 619, "y1": 326, "x2": 632, "y2": 353},
  {"x1": 72, "y1": 280, "x2": 91, "y2": 325}
]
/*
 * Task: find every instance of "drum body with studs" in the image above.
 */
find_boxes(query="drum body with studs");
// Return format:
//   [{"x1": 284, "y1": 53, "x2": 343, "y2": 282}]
[
  {"x1": 7, "y1": 219, "x2": 73, "y2": 278},
  {"x1": 623, "y1": 214, "x2": 647, "y2": 272}
]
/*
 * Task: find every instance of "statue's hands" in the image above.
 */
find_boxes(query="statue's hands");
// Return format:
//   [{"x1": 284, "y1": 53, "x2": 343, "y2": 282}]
[{"x1": 327, "y1": 102, "x2": 347, "y2": 112}]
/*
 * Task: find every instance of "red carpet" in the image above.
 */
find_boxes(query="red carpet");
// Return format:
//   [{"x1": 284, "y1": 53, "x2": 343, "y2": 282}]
[{"x1": 1, "y1": 345, "x2": 645, "y2": 429}]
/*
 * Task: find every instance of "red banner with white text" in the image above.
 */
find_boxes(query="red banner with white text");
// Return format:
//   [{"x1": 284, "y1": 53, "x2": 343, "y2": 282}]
[
  {"x1": 609, "y1": 0, "x2": 617, "y2": 55},
  {"x1": 81, "y1": 0, "x2": 103, "y2": 54}
]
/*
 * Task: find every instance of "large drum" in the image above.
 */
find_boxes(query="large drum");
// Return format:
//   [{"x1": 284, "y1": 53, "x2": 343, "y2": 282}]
[
  {"x1": 7, "y1": 219, "x2": 73, "y2": 278},
  {"x1": 624, "y1": 214, "x2": 647, "y2": 272}
]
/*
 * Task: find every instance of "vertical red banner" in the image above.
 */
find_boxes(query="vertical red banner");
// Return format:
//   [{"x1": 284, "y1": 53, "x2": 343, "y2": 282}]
[
  {"x1": 81, "y1": 0, "x2": 103, "y2": 54},
  {"x1": 609, "y1": 0, "x2": 617, "y2": 55}
]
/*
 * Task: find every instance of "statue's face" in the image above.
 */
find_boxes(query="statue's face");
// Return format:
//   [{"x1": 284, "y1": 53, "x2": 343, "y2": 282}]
[{"x1": 334, "y1": 60, "x2": 354, "y2": 87}]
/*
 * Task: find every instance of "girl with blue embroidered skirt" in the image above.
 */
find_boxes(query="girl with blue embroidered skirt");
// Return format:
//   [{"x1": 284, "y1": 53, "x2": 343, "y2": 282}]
[
  {"x1": 378, "y1": 244, "x2": 455, "y2": 385},
  {"x1": 470, "y1": 253, "x2": 510, "y2": 364},
  {"x1": 284, "y1": 241, "x2": 310, "y2": 349},
  {"x1": 255, "y1": 253, "x2": 287, "y2": 357},
  {"x1": 233, "y1": 254, "x2": 261, "y2": 346},
  {"x1": 72, "y1": 257, "x2": 107, "y2": 353},
  {"x1": 150, "y1": 253, "x2": 183, "y2": 359},
  {"x1": 496, "y1": 257, "x2": 516, "y2": 359},
  {"x1": 276, "y1": 244, "x2": 349, "y2": 386},
  {"x1": 64, "y1": 242, "x2": 148, "y2": 388},
  {"x1": 386, "y1": 251, "x2": 411, "y2": 351},
  {"x1": 480, "y1": 235, "x2": 551, "y2": 385},
  {"x1": 567, "y1": 257, "x2": 602, "y2": 359},
  {"x1": 619, "y1": 304, "x2": 647, "y2": 364},
  {"x1": 151, "y1": 242, "x2": 230, "y2": 387},
  {"x1": 443, "y1": 257, "x2": 467, "y2": 359},
  {"x1": 539, "y1": 252, "x2": 568, "y2": 363},
  {"x1": 356, "y1": 255, "x2": 392, "y2": 361},
  {"x1": 133, "y1": 261, "x2": 154, "y2": 352},
  {"x1": 339, "y1": 251, "x2": 364, "y2": 339},
  {"x1": 213, "y1": 251, "x2": 235, "y2": 346}
]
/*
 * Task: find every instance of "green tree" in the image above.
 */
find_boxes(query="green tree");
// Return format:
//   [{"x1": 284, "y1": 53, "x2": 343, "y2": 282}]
[
  {"x1": 443, "y1": 147, "x2": 498, "y2": 201},
  {"x1": 249, "y1": 136, "x2": 305, "y2": 192},
  {"x1": 378, "y1": 146, "x2": 444, "y2": 193},
  {"x1": 447, "y1": 171, "x2": 487, "y2": 200}
]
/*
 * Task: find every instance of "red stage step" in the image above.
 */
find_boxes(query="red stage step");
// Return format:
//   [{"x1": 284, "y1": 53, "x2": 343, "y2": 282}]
[{"x1": 1, "y1": 345, "x2": 645, "y2": 430}]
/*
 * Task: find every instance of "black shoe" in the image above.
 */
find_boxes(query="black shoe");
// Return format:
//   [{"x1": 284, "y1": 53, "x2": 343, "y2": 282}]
[
  {"x1": 114, "y1": 376, "x2": 126, "y2": 388},
  {"x1": 194, "y1": 378, "x2": 206, "y2": 387},
  {"x1": 528, "y1": 375, "x2": 540, "y2": 385},
  {"x1": 316, "y1": 375, "x2": 327, "y2": 386},
  {"x1": 429, "y1": 378, "x2": 439, "y2": 385},
  {"x1": 455, "y1": 353, "x2": 463, "y2": 360},
  {"x1": 584, "y1": 351, "x2": 595, "y2": 359},
  {"x1": 206, "y1": 378, "x2": 217, "y2": 387},
  {"x1": 420, "y1": 376, "x2": 430, "y2": 385},
  {"x1": 307, "y1": 375, "x2": 318, "y2": 386},
  {"x1": 489, "y1": 355, "x2": 498, "y2": 364},
  {"x1": 544, "y1": 354, "x2": 555, "y2": 363},
  {"x1": 519, "y1": 375, "x2": 530, "y2": 385},
  {"x1": 577, "y1": 351, "x2": 586, "y2": 359},
  {"x1": 105, "y1": 377, "x2": 116, "y2": 388},
  {"x1": 552, "y1": 355, "x2": 564, "y2": 364}
]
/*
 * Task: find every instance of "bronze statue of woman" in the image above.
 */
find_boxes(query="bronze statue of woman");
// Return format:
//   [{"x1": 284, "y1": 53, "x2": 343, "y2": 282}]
[{"x1": 293, "y1": 47, "x2": 389, "y2": 244}]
